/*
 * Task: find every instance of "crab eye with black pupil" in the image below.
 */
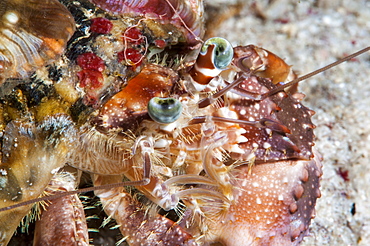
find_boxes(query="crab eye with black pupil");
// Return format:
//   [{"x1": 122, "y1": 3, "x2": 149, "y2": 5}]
[
  {"x1": 201, "y1": 37, "x2": 233, "y2": 70},
  {"x1": 148, "y1": 97, "x2": 182, "y2": 124}
]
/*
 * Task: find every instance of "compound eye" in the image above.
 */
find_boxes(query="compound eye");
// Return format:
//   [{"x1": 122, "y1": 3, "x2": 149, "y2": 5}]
[
  {"x1": 201, "y1": 37, "x2": 233, "y2": 70},
  {"x1": 148, "y1": 97, "x2": 182, "y2": 124}
]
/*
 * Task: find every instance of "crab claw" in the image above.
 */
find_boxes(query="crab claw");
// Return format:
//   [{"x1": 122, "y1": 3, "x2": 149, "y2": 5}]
[{"x1": 203, "y1": 150, "x2": 323, "y2": 245}]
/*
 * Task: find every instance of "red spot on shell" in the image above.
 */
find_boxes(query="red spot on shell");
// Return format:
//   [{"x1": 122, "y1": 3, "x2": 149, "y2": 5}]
[
  {"x1": 90, "y1": 17, "x2": 113, "y2": 34},
  {"x1": 77, "y1": 69, "x2": 103, "y2": 89},
  {"x1": 154, "y1": 39, "x2": 166, "y2": 48},
  {"x1": 118, "y1": 48, "x2": 143, "y2": 66},
  {"x1": 123, "y1": 27, "x2": 143, "y2": 45},
  {"x1": 77, "y1": 52, "x2": 105, "y2": 72},
  {"x1": 76, "y1": 53, "x2": 106, "y2": 105}
]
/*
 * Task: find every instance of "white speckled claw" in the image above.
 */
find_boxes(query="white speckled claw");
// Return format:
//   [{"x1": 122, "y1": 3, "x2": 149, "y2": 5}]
[{"x1": 203, "y1": 149, "x2": 323, "y2": 246}]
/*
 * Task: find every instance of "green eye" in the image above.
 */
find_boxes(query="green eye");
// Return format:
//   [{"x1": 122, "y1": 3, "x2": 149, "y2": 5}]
[
  {"x1": 148, "y1": 97, "x2": 183, "y2": 124},
  {"x1": 200, "y1": 37, "x2": 233, "y2": 70}
]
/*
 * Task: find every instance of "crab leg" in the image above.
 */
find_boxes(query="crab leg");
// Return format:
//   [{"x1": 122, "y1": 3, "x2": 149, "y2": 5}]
[
  {"x1": 93, "y1": 174, "x2": 198, "y2": 246},
  {"x1": 33, "y1": 172, "x2": 89, "y2": 246}
]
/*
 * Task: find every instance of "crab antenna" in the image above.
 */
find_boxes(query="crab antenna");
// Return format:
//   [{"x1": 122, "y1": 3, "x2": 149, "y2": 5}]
[
  {"x1": 260, "y1": 46, "x2": 370, "y2": 100},
  {"x1": 0, "y1": 180, "x2": 147, "y2": 212}
]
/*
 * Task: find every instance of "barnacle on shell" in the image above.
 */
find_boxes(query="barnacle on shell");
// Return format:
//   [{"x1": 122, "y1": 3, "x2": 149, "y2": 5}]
[{"x1": 0, "y1": 0, "x2": 75, "y2": 82}]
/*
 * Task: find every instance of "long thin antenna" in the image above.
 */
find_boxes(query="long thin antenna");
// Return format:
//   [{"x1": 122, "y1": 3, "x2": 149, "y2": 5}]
[
  {"x1": 260, "y1": 46, "x2": 370, "y2": 100},
  {"x1": 0, "y1": 180, "x2": 146, "y2": 212}
]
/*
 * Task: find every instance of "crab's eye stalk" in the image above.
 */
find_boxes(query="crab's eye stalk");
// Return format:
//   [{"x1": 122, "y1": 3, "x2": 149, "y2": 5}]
[
  {"x1": 190, "y1": 37, "x2": 233, "y2": 89},
  {"x1": 148, "y1": 97, "x2": 182, "y2": 124},
  {"x1": 201, "y1": 37, "x2": 234, "y2": 70},
  {"x1": 0, "y1": 0, "x2": 75, "y2": 83}
]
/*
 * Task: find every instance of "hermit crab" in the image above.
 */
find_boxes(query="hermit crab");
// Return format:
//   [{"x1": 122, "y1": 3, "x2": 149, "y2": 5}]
[{"x1": 0, "y1": 0, "x2": 369, "y2": 245}]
